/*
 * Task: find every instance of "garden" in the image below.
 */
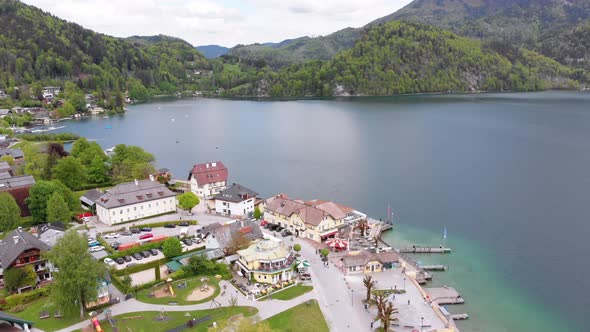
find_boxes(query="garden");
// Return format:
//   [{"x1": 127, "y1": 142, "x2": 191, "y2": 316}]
[
  {"x1": 136, "y1": 276, "x2": 221, "y2": 305},
  {"x1": 265, "y1": 299, "x2": 329, "y2": 332}
]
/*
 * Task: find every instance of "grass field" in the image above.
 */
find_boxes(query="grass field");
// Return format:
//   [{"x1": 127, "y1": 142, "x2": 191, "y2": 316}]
[
  {"x1": 266, "y1": 284, "x2": 313, "y2": 301},
  {"x1": 12, "y1": 298, "x2": 84, "y2": 331},
  {"x1": 265, "y1": 300, "x2": 329, "y2": 332},
  {"x1": 77, "y1": 307, "x2": 258, "y2": 332},
  {"x1": 136, "y1": 277, "x2": 220, "y2": 305}
]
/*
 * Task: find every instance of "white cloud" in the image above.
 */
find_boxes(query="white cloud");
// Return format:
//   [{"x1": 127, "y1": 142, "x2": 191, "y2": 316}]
[{"x1": 21, "y1": 0, "x2": 412, "y2": 47}]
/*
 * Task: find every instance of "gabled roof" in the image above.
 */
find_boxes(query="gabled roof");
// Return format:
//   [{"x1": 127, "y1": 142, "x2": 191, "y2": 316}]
[
  {"x1": 81, "y1": 188, "x2": 103, "y2": 206},
  {"x1": 341, "y1": 250, "x2": 399, "y2": 267},
  {"x1": 0, "y1": 148, "x2": 23, "y2": 159},
  {"x1": 0, "y1": 175, "x2": 35, "y2": 190},
  {"x1": 207, "y1": 220, "x2": 264, "y2": 253},
  {"x1": 0, "y1": 229, "x2": 50, "y2": 268},
  {"x1": 0, "y1": 161, "x2": 11, "y2": 173},
  {"x1": 188, "y1": 161, "x2": 228, "y2": 185},
  {"x1": 213, "y1": 183, "x2": 258, "y2": 203},
  {"x1": 95, "y1": 179, "x2": 175, "y2": 209}
]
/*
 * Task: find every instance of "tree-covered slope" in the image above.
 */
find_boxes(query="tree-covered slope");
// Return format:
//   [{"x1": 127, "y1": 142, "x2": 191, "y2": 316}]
[
  {"x1": 0, "y1": 1, "x2": 208, "y2": 98},
  {"x1": 257, "y1": 21, "x2": 580, "y2": 97}
]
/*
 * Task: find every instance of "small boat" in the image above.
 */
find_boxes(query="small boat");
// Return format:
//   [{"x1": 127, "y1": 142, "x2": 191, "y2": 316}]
[
  {"x1": 171, "y1": 118, "x2": 175, "y2": 122},
  {"x1": 103, "y1": 115, "x2": 110, "y2": 119}
]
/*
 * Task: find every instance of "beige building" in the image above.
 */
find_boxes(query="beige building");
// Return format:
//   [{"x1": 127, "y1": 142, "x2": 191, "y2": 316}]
[
  {"x1": 341, "y1": 250, "x2": 399, "y2": 274},
  {"x1": 188, "y1": 162, "x2": 228, "y2": 199},
  {"x1": 262, "y1": 194, "x2": 364, "y2": 242},
  {"x1": 236, "y1": 240, "x2": 295, "y2": 284},
  {"x1": 95, "y1": 179, "x2": 177, "y2": 226}
]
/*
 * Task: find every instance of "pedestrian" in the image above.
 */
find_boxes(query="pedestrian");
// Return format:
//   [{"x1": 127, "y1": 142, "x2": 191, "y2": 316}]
[{"x1": 408, "y1": 299, "x2": 411, "y2": 305}]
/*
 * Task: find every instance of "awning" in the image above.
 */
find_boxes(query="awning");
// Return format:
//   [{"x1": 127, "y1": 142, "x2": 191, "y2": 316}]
[
  {"x1": 320, "y1": 231, "x2": 337, "y2": 238},
  {"x1": 165, "y1": 261, "x2": 183, "y2": 272},
  {"x1": 80, "y1": 196, "x2": 96, "y2": 206}
]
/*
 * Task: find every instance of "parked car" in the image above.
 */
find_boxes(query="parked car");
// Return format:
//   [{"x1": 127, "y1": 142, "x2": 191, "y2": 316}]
[
  {"x1": 140, "y1": 227, "x2": 152, "y2": 232},
  {"x1": 132, "y1": 253, "x2": 142, "y2": 260},
  {"x1": 164, "y1": 223, "x2": 176, "y2": 228},
  {"x1": 115, "y1": 257, "x2": 125, "y2": 265},
  {"x1": 130, "y1": 228, "x2": 140, "y2": 234},
  {"x1": 183, "y1": 238, "x2": 193, "y2": 246},
  {"x1": 104, "y1": 233, "x2": 120, "y2": 239},
  {"x1": 281, "y1": 230, "x2": 292, "y2": 237},
  {"x1": 103, "y1": 258, "x2": 116, "y2": 267},
  {"x1": 140, "y1": 251, "x2": 151, "y2": 258},
  {"x1": 90, "y1": 246, "x2": 105, "y2": 253},
  {"x1": 139, "y1": 233, "x2": 153, "y2": 240},
  {"x1": 88, "y1": 241, "x2": 100, "y2": 247},
  {"x1": 179, "y1": 221, "x2": 189, "y2": 227},
  {"x1": 126, "y1": 263, "x2": 137, "y2": 268},
  {"x1": 194, "y1": 237, "x2": 202, "y2": 244},
  {"x1": 111, "y1": 244, "x2": 120, "y2": 251},
  {"x1": 263, "y1": 223, "x2": 271, "y2": 229},
  {"x1": 120, "y1": 232, "x2": 132, "y2": 236},
  {"x1": 149, "y1": 248, "x2": 158, "y2": 256},
  {"x1": 124, "y1": 255, "x2": 132, "y2": 262}
]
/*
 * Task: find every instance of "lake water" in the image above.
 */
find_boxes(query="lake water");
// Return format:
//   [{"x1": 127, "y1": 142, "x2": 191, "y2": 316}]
[{"x1": 56, "y1": 91, "x2": 590, "y2": 331}]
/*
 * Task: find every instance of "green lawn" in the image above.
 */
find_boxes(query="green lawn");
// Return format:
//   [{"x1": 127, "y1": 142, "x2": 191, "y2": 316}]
[
  {"x1": 265, "y1": 300, "x2": 329, "y2": 332},
  {"x1": 136, "y1": 277, "x2": 220, "y2": 305},
  {"x1": 76, "y1": 307, "x2": 258, "y2": 332},
  {"x1": 267, "y1": 284, "x2": 313, "y2": 301},
  {"x1": 12, "y1": 298, "x2": 85, "y2": 331}
]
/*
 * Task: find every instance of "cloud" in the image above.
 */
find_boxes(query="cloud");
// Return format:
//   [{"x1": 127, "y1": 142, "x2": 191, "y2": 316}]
[{"x1": 21, "y1": 0, "x2": 412, "y2": 47}]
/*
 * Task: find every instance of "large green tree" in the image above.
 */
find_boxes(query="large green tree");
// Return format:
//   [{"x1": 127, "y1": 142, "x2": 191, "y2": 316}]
[
  {"x1": 46, "y1": 192, "x2": 70, "y2": 223},
  {"x1": 162, "y1": 237, "x2": 183, "y2": 258},
  {"x1": 3, "y1": 265, "x2": 38, "y2": 293},
  {"x1": 178, "y1": 192, "x2": 199, "y2": 214},
  {"x1": 26, "y1": 180, "x2": 77, "y2": 222},
  {"x1": 51, "y1": 156, "x2": 87, "y2": 190},
  {"x1": 87, "y1": 156, "x2": 109, "y2": 184},
  {"x1": 0, "y1": 192, "x2": 20, "y2": 231},
  {"x1": 44, "y1": 230, "x2": 106, "y2": 319},
  {"x1": 71, "y1": 138, "x2": 107, "y2": 167}
]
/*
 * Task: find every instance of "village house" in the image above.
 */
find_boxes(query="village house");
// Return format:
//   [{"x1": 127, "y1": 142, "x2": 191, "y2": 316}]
[
  {"x1": 0, "y1": 89, "x2": 6, "y2": 98},
  {"x1": 165, "y1": 248, "x2": 225, "y2": 274},
  {"x1": 0, "y1": 109, "x2": 11, "y2": 118},
  {"x1": 340, "y1": 250, "x2": 399, "y2": 274},
  {"x1": 79, "y1": 188, "x2": 103, "y2": 212},
  {"x1": 0, "y1": 148, "x2": 24, "y2": 165},
  {"x1": 202, "y1": 219, "x2": 264, "y2": 255},
  {"x1": 262, "y1": 194, "x2": 365, "y2": 242},
  {"x1": 0, "y1": 228, "x2": 53, "y2": 291},
  {"x1": 236, "y1": 239, "x2": 296, "y2": 285},
  {"x1": 42, "y1": 86, "x2": 60, "y2": 99},
  {"x1": 213, "y1": 183, "x2": 258, "y2": 217},
  {"x1": 188, "y1": 161, "x2": 228, "y2": 199},
  {"x1": 0, "y1": 174, "x2": 36, "y2": 216},
  {"x1": 95, "y1": 178, "x2": 177, "y2": 226}
]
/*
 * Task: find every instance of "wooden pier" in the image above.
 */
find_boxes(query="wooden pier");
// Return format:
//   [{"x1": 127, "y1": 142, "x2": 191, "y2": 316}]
[
  {"x1": 425, "y1": 286, "x2": 465, "y2": 305},
  {"x1": 400, "y1": 246, "x2": 451, "y2": 254},
  {"x1": 420, "y1": 265, "x2": 448, "y2": 271},
  {"x1": 450, "y1": 313, "x2": 469, "y2": 320}
]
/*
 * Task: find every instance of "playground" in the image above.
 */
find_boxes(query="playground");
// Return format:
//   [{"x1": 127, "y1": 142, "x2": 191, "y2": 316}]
[{"x1": 136, "y1": 277, "x2": 220, "y2": 305}]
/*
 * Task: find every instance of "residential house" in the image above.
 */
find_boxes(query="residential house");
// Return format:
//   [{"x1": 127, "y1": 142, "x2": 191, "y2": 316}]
[
  {"x1": 34, "y1": 223, "x2": 66, "y2": 248},
  {"x1": 188, "y1": 161, "x2": 228, "y2": 199},
  {"x1": 0, "y1": 175, "x2": 36, "y2": 216},
  {"x1": 0, "y1": 148, "x2": 24, "y2": 165},
  {"x1": 341, "y1": 250, "x2": 399, "y2": 274},
  {"x1": 0, "y1": 89, "x2": 6, "y2": 98},
  {"x1": 79, "y1": 188, "x2": 103, "y2": 211},
  {"x1": 0, "y1": 161, "x2": 12, "y2": 175},
  {"x1": 95, "y1": 178, "x2": 176, "y2": 226},
  {"x1": 0, "y1": 229, "x2": 53, "y2": 291},
  {"x1": 263, "y1": 194, "x2": 361, "y2": 242},
  {"x1": 213, "y1": 183, "x2": 258, "y2": 217},
  {"x1": 32, "y1": 110, "x2": 51, "y2": 125},
  {"x1": 0, "y1": 109, "x2": 11, "y2": 119},
  {"x1": 85, "y1": 279, "x2": 111, "y2": 309},
  {"x1": 203, "y1": 220, "x2": 264, "y2": 255},
  {"x1": 236, "y1": 239, "x2": 296, "y2": 285},
  {"x1": 42, "y1": 86, "x2": 60, "y2": 99}
]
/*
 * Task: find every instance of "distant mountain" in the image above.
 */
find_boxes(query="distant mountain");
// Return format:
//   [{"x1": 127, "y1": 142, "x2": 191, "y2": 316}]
[{"x1": 195, "y1": 45, "x2": 230, "y2": 59}]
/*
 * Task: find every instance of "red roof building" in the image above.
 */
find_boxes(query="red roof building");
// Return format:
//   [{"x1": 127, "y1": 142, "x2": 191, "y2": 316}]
[{"x1": 188, "y1": 161, "x2": 228, "y2": 199}]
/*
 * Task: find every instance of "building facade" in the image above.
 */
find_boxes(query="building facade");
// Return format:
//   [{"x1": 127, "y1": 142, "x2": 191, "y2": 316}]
[
  {"x1": 95, "y1": 179, "x2": 177, "y2": 226},
  {"x1": 188, "y1": 162, "x2": 228, "y2": 199},
  {"x1": 236, "y1": 240, "x2": 295, "y2": 285},
  {"x1": 213, "y1": 183, "x2": 258, "y2": 217},
  {"x1": 341, "y1": 250, "x2": 399, "y2": 274},
  {"x1": 0, "y1": 174, "x2": 35, "y2": 217}
]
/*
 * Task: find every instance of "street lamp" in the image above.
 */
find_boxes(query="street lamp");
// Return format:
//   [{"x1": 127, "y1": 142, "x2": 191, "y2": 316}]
[
  {"x1": 403, "y1": 277, "x2": 406, "y2": 291},
  {"x1": 351, "y1": 289, "x2": 354, "y2": 307},
  {"x1": 421, "y1": 316, "x2": 424, "y2": 332}
]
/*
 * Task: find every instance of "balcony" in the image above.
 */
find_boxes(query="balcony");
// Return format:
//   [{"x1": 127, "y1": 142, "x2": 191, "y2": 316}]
[{"x1": 255, "y1": 256, "x2": 296, "y2": 273}]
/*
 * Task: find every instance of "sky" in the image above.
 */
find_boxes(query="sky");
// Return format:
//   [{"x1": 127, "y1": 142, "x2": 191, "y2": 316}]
[{"x1": 22, "y1": 0, "x2": 412, "y2": 47}]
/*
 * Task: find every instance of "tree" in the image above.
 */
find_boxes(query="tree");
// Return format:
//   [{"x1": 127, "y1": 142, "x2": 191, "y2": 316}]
[
  {"x1": 27, "y1": 180, "x2": 77, "y2": 222},
  {"x1": 71, "y1": 138, "x2": 107, "y2": 167},
  {"x1": 356, "y1": 218, "x2": 369, "y2": 237},
  {"x1": 363, "y1": 275, "x2": 376, "y2": 302},
  {"x1": 373, "y1": 293, "x2": 387, "y2": 319},
  {"x1": 87, "y1": 156, "x2": 109, "y2": 184},
  {"x1": 0, "y1": 192, "x2": 20, "y2": 231},
  {"x1": 3, "y1": 265, "x2": 38, "y2": 293},
  {"x1": 51, "y1": 156, "x2": 87, "y2": 190},
  {"x1": 178, "y1": 192, "x2": 199, "y2": 214},
  {"x1": 0, "y1": 155, "x2": 15, "y2": 166},
  {"x1": 227, "y1": 232, "x2": 250, "y2": 255},
  {"x1": 57, "y1": 101, "x2": 75, "y2": 118},
  {"x1": 253, "y1": 206, "x2": 262, "y2": 219},
  {"x1": 379, "y1": 301, "x2": 399, "y2": 332},
  {"x1": 162, "y1": 237, "x2": 183, "y2": 258},
  {"x1": 44, "y1": 230, "x2": 106, "y2": 319},
  {"x1": 46, "y1": 192, "x2": 70, "y2": 223},
  {"x1": 319, "y1": 248, "x2": 330, "y2": 257},
  {"x1": 293, "y1": 243, "x2": 301, "y2": 254}
]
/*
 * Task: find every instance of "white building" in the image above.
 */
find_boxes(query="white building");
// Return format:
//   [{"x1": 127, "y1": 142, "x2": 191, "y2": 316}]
[
  {"x1": 95, "y1": 178, "x2": 177, "y2": 226},
  {"x1": 188, "y1": 161, "x2": 228, "y2": 199},
  {"x1": 213, "y1": 183, "x2": 258, "y2": 217},
  {"x1": 42, "y1": 86, "x2": 60, "y2": 99}
]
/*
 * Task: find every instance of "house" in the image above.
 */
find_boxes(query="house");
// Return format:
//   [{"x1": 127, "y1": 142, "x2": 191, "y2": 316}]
[
  {"x1": 85, "y1": 279, "x2": 110, "y2": 309},
  {"x1": 89, "y1": 107, "x2": 105, "y2": 115},
  {"x1": 235, "y1": 239, "x2": 296, "y2": 285},
  {"x1": 341, "y1": 250, "x2": 399, "y2": 274},
  {"x1": 0, "y1": 89, "x2": 6, "y2": 98},
  {"x1": 34, "y1": 223, "x2": 66, "y2": 248},
  {"x1": 0, "y1": 161, "x2": 12, "y2": 175},
  {"x1": 203, "y1": 220, "x2": 264, "y2": 255},
  {"x1": 165, "y1": 248, "x2": 225, "y2": 273},
  {"x1": 0, "y1": 228, "x2": 53, "y2": 291},
  {"x1": 213, "y1": 183, "x2": 258, "y2": 217},
  {"x1": 0, "y1": 148, "x2": 24, "y2": 165},
  {"x1": 0, "y1": 175, "x2": 36, "y2": 217},
  {"x1": 42, "y1": 86, "x2": 60, "y2": 99},
  {"x1": 80, "y1": 188, "x2": 103, "y2": 211},
  {"x1": 95, "y1": 178, "x2": 176, "y2": 226},
  {"x1": 0, "y1": 109, "x2": 11, "y2": 118},
  {"x1": 262, "y1": 194, "x2": 360, "y2": 242},
  {"x1": 32, "y1": 110, "x2": 51, "y2": 125},
  {"x1": 188, "y1": 161, "x2": 228, "y2": 199}
]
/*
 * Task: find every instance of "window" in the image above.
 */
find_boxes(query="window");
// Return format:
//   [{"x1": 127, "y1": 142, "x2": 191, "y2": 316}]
[
  {"x1": 134, "y1": 207, "x2": 137, "y2": 211},
  {"x1": 120, "y1": 209, "x2": 123, "y2": 214},
  {"x1": 156, "y1": 202, "x2": 159, "y2": 206},
  {"x1": 148, "y1": 204, "x2": 151, "y2": 208},
  {"x1": 112, "y1": 211, "x2": 115, "y2": 216},
  {"x1": 127, "y1": 208, "x2": 130, "y2": 212}
]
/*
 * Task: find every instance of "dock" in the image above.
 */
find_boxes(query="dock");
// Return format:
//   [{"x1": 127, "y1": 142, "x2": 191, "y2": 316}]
[
  {"x1": 420, "y1": 265, "x2": 448, "y2": 271},
  {"x1": 425, "y1": 286, "x2": 465, "y2": 305},
  {"x1": 450, "y1": 313, "x2": 469, "y2": 320},
  {"x1": 400, "y1": 246, "x2": 451, "y2": 254}
]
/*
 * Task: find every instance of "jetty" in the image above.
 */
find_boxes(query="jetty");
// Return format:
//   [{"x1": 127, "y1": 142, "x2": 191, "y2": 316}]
[
  {"x1": 420, "y1": 264, "x2": 448, "y2": 271},
  {"x1": 400, "y1": 246, "x2": 451, "y2": 253},
  {"x1": 425, "y1": 286, "x2": 465, "y2": 304}
]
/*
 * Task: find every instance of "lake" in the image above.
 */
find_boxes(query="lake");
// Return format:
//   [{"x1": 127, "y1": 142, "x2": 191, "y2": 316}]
[{"x1": 56, "y1": 91, "x2": 590, "y2": 331}]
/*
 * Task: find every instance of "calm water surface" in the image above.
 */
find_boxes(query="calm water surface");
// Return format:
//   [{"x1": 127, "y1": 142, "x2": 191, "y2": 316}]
[{"x1": 56, "y1": 91, "x2": 590, "y2": 331}]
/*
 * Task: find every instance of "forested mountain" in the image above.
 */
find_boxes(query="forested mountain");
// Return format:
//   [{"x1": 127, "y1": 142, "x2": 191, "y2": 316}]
[
  {"x1": 0, "y1": 0, "x2": 208, "y2": 102},
  {"x1": 238, "y1": 21, "x2": 581, "y2": 97},
  {"x1": 196, "y1": 45, "x2": 230, "y2": 59}
]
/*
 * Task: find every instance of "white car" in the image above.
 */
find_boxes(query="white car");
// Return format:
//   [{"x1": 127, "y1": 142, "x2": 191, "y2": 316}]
[
  {"x1": 103, "y1": 233, "x2": 120, "y2": 239},
  {"x1": 103, "y1": 258, "x2": 116, "y2": 267},
  {"x1": 90, "y1": 246, "x2": 105, "y2": 253}
]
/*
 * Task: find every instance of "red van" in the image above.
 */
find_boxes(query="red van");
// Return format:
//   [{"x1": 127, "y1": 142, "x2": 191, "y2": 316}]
[{"x1": 139, "y1": 233, "x2": 153, "y2": 240}]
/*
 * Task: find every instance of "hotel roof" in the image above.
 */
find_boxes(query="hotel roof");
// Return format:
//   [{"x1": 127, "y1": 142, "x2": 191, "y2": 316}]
[
  {"x1": 95, "y1": 179, "x2": 176, "y2": 209},
  {"x1": 0, "y1": 229, "x2": 50, "y2": 269},
  {"x1": 237, "y1": 239, "x2": 291, "y2": 263},
  {"x1": 213, "y1": 183, "x2": 258, "y2": 203},
  {"x1": 188, "y1": 161, "x2": 228, "y2": 186}
]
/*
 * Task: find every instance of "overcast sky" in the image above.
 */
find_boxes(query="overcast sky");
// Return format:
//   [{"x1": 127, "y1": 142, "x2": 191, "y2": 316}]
[{"x1": 22, "y1": 0, "x2": 412, "y2": 47}]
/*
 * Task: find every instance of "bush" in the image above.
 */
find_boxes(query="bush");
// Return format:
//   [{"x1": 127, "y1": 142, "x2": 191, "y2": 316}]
[
  {"x1": 114, "y1": 258, "x2": 167, "y2": 276},
  {"x1": 16, "y1": 132, "x2": 80, "y2": 142},
  {"x1": 162, "y1": 238, "x2": 182, "y2": 258},
  {"x1": 168, "y1": 269, "x2": 186, "y2": 281},
  {"x1": 96, "y1": 235, "x2": 115, "y2": 254},
  {"x1": 9, "y1": 304, "x2": 24, "y2": 313},
  {"x1": 109, "y1": 241, "x2": 162, "y2": 259},
  {"x1": 155, "y1": 266, "x2": 161, "y2": 281},
  {"x1": 5, "y1": 287, "x2": 50, "y2": 308},
  {"x1": 131, "y1": 220, "x2": 198, "y2": 229}
]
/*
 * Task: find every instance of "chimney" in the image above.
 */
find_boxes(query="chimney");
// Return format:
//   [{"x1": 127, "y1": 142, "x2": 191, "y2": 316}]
[
  {"x1": 212, "y1": 162, "x2": 217, "y2": 167},
  {"x1": 13, "y1": 236, "x2": 19, "y2": 244},
  {"x1": 149, "y1": 174, "x2": 155, "y2": 182},
  {"x1": 206, "y1": 163, "x2": 209, "y2": 169},
  {"x1": 134, "y1": 179, "x2": 139, "y2": 186}
]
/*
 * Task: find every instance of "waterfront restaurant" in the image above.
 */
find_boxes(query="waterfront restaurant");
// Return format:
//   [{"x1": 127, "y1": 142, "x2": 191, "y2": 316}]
[
  {"x1": 235, "y1": 239, "x2": 296, "y2": 285},
  {"x1": 341, "y1": 250, "x2": 399, "y2": 274}
]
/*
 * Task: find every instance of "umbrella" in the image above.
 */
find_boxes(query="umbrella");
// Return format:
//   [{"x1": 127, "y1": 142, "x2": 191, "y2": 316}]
[
  {"x1": 326, "y1": 238, "x2": 348, "y2": 250},
  {"x1": 296, "y1": 260, "x2": 310, "y2": 269}
]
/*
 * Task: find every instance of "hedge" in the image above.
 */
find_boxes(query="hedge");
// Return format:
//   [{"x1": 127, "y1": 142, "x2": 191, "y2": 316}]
[
  {"x1": 5, "y1": 287, "x2": 50, "y2": 308},
  {"x1": 129, "y1": 220, "x2": 198, "y2": 229},
  {"x1": 108, "y1": 242, "x2": 163, "y2": 260},
  {"x1": 96, "y1": 235, "x2": 115, "y2": 255}
]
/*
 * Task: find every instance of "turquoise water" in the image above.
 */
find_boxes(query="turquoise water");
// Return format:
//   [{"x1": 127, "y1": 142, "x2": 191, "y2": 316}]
[{"x1": 55, "y1": 92, "x2": 590, "y2": 331}]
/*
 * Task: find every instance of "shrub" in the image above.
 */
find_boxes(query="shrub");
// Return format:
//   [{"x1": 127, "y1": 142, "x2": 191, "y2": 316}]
[
  {"x1": 155, "y1": 266, "x2": 161, "y2": 281},
  {"x1": 162, "y1": 237, "x2": 182, "y2": 258},
  {"x1": 168, "y1": 269, "x2": 186, "y2": 280},
  {"x1": 5, "y1": 287, "x2": 50, "y2": 308}
]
